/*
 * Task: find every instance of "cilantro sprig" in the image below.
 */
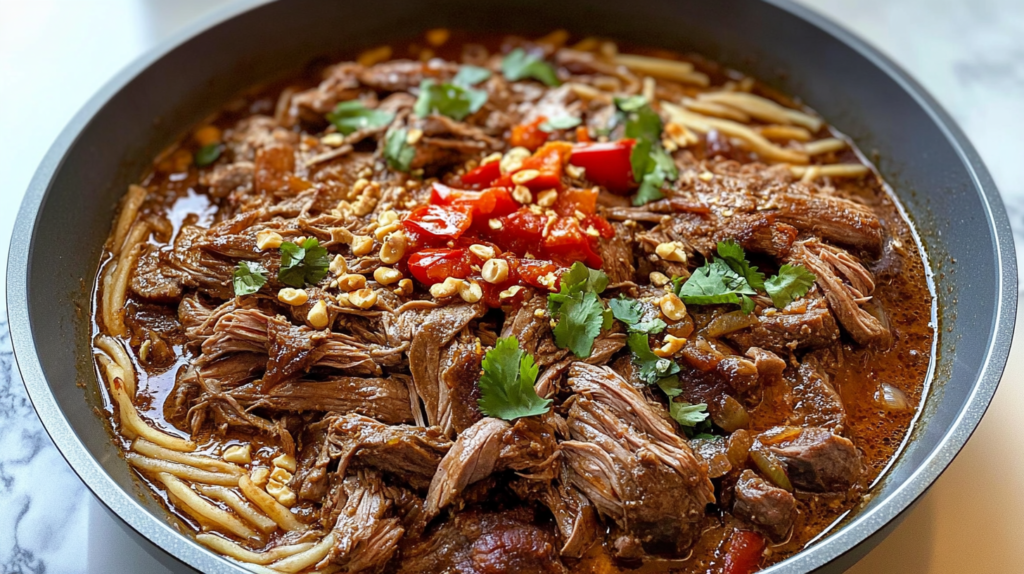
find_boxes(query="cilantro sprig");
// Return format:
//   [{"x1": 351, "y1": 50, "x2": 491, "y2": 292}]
[
  {"x1": 278, "y1": 238, "x2": 329, "y2": 288},
  {"x1": 539, "y1": 115, "x2": 582, "y2": 132},
  {"x1": 627, "y1": 332, "x2": 680, "y2": 384},
  {"x1": 195, "y1": 143, "x2": 223, "y2": 167},
  {"x1": 384, "y1": 128, "x2": 415, "y2": 172},
  {"x1": 232, "y1": 261, "x2": 268, "y2": 296},
  {"x1": 326, "y1": 100, "x2": 395, "y2": 135},
  {"x1": 501, "y1": 48, "x2": 560, "y2": 87},
  {"x1": 452, "y1": 65, "x2": 492, "y2": 86},
  {"x1": 609, "y1": 296, "x2": 666, "y2": 335},
  {"x1": 548, "y1": 263, "x2": 613, "y2": 358},
  {"x1": 477, "y1": 336, "x2": 551, "y2": 421},
  {"x1": 414, "y1": 79, "x2": 488, "y2": 121},
  {"x1": 656, "y1": 375, "x2": 712, "y2": 438},
  {"x1": 675, "y1": 240, "x2": 817, "y2": 313},
  {"x1": 614, "y1": 96, "x2": 678, "y2": 206}
]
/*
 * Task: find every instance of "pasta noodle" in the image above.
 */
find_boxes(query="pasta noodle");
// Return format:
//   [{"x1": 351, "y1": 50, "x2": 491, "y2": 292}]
[
  {"x1": 110, "y1": 380, "x2": 196, "y2": 452},
  {"x1": 111, "y1": 184, "x2": 147, "y2": 255},
  {"x1": 156, "y1": 473, "x2": 257, "y2": 540},
  {"x1": 128, "y1": 453, "x2": 236, "y2": 484},
  {"x1": 661, "y1": 102, "x2": 810, "y2": 164},
  {"x1": 132, "y1": 439, "x2": 245, "y2": 476},
  {"x1": 265, "y1": 534, "x2": 336, "y2": 573},
  {"x1": 238, "y1": 474, "x2": 308, "y2": 532},
  {"x1": 196, "y1": 533, "x2": 313, "y2": 564},
  {"x1": 612, "y1": 54, "x2": 710, "y2": 86},
  {"x1": 196, "y1": 485, "x2": 279, "y2": 534},
  {"x1": 697, "y1": 91, "x2": 823, "y2": 131}
]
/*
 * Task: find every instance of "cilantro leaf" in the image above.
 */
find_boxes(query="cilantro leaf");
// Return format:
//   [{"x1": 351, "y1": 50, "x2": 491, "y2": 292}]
[
  {"x1": 232, "y1": 261, "x2": 267, "y2": 296},
  {"x1": 548, "y1": 263, "x2": 612, "y2": 358},
  {"x1": 717, "y1": 240, "x2": 766, "y2": 290},
  {"x1": 553, "y1": 291, "x2": 606, "y2": 358},
  {"x1": 613, "y1": 96, "x2": 678, "y2": 206},
  {"x1": 627, "y1": 332, "x2": 680, "y2": 384},
  {"x1": 669, "y1": 401, "x2": 709, "y2": 428},
  {"x1": 677, "y1": 259, "x2": 756, "y2": 307},
  {"x1": 501, "y1": 48, "x2": 560, "y2": 86},
  {"x1": 539, "y1": 115, "x2": 582, "y2": 132},
  {"x1": 195, "y1": 143, "x2": 222, "y2": 167},
  {"x1": 477, "y1": 336, "x2": 551, "y2": 420},
  {"x1": 765, "y1": 264, "x2": 817, "y2": 309},
  {"x1": 414, "y1": 79, "x2": 488, "y2": 121},
  {"x1": 384, "y1": 128, "x2": 415, "y2": 172},
  {"x1": 453, "y1": 65, "x2": 492, "y2": 86},
  {"x1": 609, "y1": 296, "x2": 666, "y2": 334},
  {"x1": 277, "y1": 238, "x2": 329, "y2": 288},
  {"x1": 657, "y1": 375, "x2": 682, "y2": 397},
  {"x1": 326, "y1": 100, "x2": 395, "y2": 136}
]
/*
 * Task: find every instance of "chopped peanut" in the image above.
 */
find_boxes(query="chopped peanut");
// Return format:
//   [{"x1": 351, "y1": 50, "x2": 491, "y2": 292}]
[
  {"x1": 349, "y1": 288, "x2": 378, "y2": 309},
  {"x1": 659, "y1": 293, "x2": 687, "y2": 321},
  {"x1": 272, "y1": 453, "x2": 297, "y2": 472},
  {"x1": 650, "y1": 271, "x2": 670, "y2": 287},
  {"x1": 250, "y1": 467, "x2": 270, "y2": 487},
  {"x1": 536, "y1": 189, "x2": 558, "y2": 207},
  {"x1": 482, "y1": 258, "x2": 509, "y2": 284},
  {"x1": 512, "y1": 169, "x2": 540, "y2": 185},
  {"x1": 380, "y1": 231, "x2": 407, "y2": 264},
  {"x1": 321, "y1": 133, "x2": 345, "y2": 147},
  {"x1": 512, "y1": 185, "x2": 532, "y2": 204},
  {"x1": 277, "y1": 288, "x2": 308, "y2": 306},
  {"x1": 351, "y1": 235, "x2": 374, "y2": 256},
  {"x1": 307, "y1": 300, "x2": 329, "y2": 329},
  {"x1": 394, "y1": 278, "x2": 413, "y2": 296},
  {"x1": 655, "y1": 241, "x2": 687, "y2": 263},
  {"x1": 329, "y1": 254, "x2": 348, "y2": 276},
  {"x1": 373, "y1": 267, "x2": 403, "y2": 285},
  {"x1": 499, "y1": 285, "x2": 524, "y2": 299},
  {"x1": 654, "y1": 335, "x2": 687, "y2": 358},
  {"x1": 223, "y1": 445, "x2": 251, "y2": 464},
  {"x1": 430, "y1": 277, "x2": 464, "y2": 298},
  {"x1": 374, "y1": 221, "x2": 401, "y2": 241},
  {"x1": 337, "y1": 274, "x2": 367, "y2": 291},
  {"x1": 468, "y1": 244, "x2": 496, "y2": 260},
  {"x1": 460, "y1": 280, "x2": 483, "y2": 303},
  {"x1": 270, "y1": 467, "x2": 293, "y2": 484},
  {"x1": 377, "y1": 210, "x2": 399, "y2": 226}
]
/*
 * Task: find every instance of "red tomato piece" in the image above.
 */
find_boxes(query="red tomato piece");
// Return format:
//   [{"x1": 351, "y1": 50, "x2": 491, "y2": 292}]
[
  {"x1": 402, "y1": 204, "x2": 472, "y2": 242},
  {"x1": 569, "y1": 140, "x2": 637, "y2": 194},
  {"x1": 543, "y1": 217, "x2": 603, "y2": 268},
  {"x1": 580, "y1": 214, "x2": 616, "y2": 239},
  {"x1": 432, "y1": 183, "x2": 519, "y2": 220},
  {"x1": 460, "y1": 160, "x2": 501, "y2": 188},
  {"x1": 575, "y1": 125, "x2": 592, "y2": 143},
  {"x1": 553, "y1": 187, "x2": 599, "y2": 217},
  {"x1": 722, "y1": 530, "x2": 766, "y2": 574},
  {"x1": 510, "y1": 116, "x2": 550, "y2": 151},
  {"x1": 407, "y1": 249, "x2": 471, "y2": 286},
  {"x1": 495, "y1": 141, "x2": 573, "y2": 191},
  {"x1": 511, "y1": 258, "x2": 562, "y2": 291},
  {"x1": 488, "y1": 208, "x2": 548, "y2": 256}
]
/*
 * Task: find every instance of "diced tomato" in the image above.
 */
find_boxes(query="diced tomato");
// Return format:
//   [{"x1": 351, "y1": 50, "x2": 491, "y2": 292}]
[
  {"x1": 402, "y1": 204, "x2": 472, "y2": 243},
  {"x1": 569, "y1": 140, "x2": 637, "y2": 194},
  {"x1": 494, "y1": 141, "x2": 573, "y2": 191},
  {"x1": 722, "y1": 530, "x2": 765, "y2": 574},
  {"x1": 510, "y1": 116, "x2": 550, "y2": 151},
  {"x1": 575, "y1": 125, "x2": 592, "y2": 143},
  {"x1": 486, "y1": 208, "x2": 547, "y2": 256},
  {"x1": 580, "y1": 214, "x2": 615, "y2": 239},
  {"x1": 430, "y1": 183, "x2": 518, "y2": 219},
  {"x1": 407, "y1": 249, "x2": 471, "y2": 286},
  {"x1": 459, "y1": 160, "x2": 501, "y2": 188},
  {"x1": 553, "y1": 187, "x2": 599, "y2": 217},
  {"x1": 543, "y1": 217, "x2": 603, "y2": 268},
  {"x1": 510, "y1": 258, "x2": 562, "y2": 291}
]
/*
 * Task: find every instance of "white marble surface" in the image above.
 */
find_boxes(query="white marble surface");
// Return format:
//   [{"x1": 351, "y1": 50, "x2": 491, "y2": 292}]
[{"x1": 1, "y1": 1, "x2": 1022, "y2": 573}]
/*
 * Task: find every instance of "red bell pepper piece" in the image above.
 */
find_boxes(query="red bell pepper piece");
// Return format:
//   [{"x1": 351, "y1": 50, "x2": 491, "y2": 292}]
[
  {"x1": 543, "y1": 216, "x2": 603, "y2": 268},
  {"x1": 510, "y1": 116, "x2": 550, "y2": 151},
  {"x1": 553, "y1": 187, "x2": 599, "y2": 217},
  {"x1": 494, "y1": 141, "x2": 573, "y2": 191},
  {"x1": 460, "y1": 160, "x2": 501, "y2": 188},
  {"x1": 402, "y1": 204, "x2": 472, "y2": 243},
  {"x1": 575, "y1": 125, "x2": 592, "y2": 143},
  {"x1": 407, "y1": 248, "x2": 471, "y2": 286},
  {"x1": 510, "y1": 258, "x2": 562, "y2": 291},
  {"x1": 569, "y1": 140, "x2": 637, "y2": 194},
  {"x1": 722, "y1": 530, "x2": 766, "y2": 574},
  {"x1": 430, "y1": 183, "x2": 517, "y2": 219}
]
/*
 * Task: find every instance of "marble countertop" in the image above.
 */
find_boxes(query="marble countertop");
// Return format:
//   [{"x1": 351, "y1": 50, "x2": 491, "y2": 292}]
[{"x1": 1, "y1": 1, "x2": 1022, "y2": 572}]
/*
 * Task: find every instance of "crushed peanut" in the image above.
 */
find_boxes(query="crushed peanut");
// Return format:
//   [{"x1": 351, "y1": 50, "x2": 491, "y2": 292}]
[
  {"x1": 337, "y1": 274, "x2": 367, "y2": 291},
  {"x1": 406, "y1": 128, "x2": 424, "y2": 145},
  {"x1": 511, "y1": 169, "x2": 540, "y2": 185},
  {"x1": 330, "y1": 254, "x2": 348, "y2": 276},
  {"x1": 659, "y1": 293, "x2": 687, "y2": 321},
  {"x1": 459, "y1": 280, "x2": 483, "y2": 303},
  {"x1": 650, "y1": 271, "x2": 670, "y2": 287},
  {"x1": 488, "y1": 218, "x2": 503, "y2": 230},
  {"x1": 481, "y1": 152, "x2": 502, "y2": 165},
  {"x1": 272, "y1": 453, "x2": 297, "y2": 472},
  {"x1": 373, "y1": 266, "x2": 403, "y2": 285},
  {"x1": 330, "y1": 227, "x2": 354, "y2": 245},
  {"x1": 565, "y1": 163, "x2": 585, "y2": 179},
  {"x1": 374, "y1": 221, "x2": 401, "y2": 240},
  {"x1": 321, "y1": 133, "x2": 346, "y2": 147},
  {"x1": 500, "y1": 147, "x2": 531, "y2": 174},
  {"x1": 277, "y1": 288, "x2": 308, "y2": 306},
  {"x1": 377, "y1": 210, "x2": 399, "y2": 226},
  {"x1": 255, "y1": 229, "x2": 283, "y2": 251},
  {"x1": 481, "y1": 258, "x2": 509, "y2": 284},
  {"x1": 468, "y1": 244, "x2": 496, "y2": 261},
  {"x1": 654, "y1": 335, "x2": 687, "y2": 358},
  {"x1": 351, "y1": 235, "x2": 374, "y2": 256},
  {"x1": 265, "y1": 479, "x2": 296, "y2": 507},
  {"x1": 512, "y1": 185, "x2": 533, "y2": 204},
  {"x1": 380, "y1": 231, "x2": 407, "y2": 263},
  {"x1": 307, "y1": 300, "x2": 330, "y2": 329},
  {"x1": 394, "y1": 278, "x2": 413, "y2": 296},
  {"x1": 270, "y1": 467, "x2": 293, "y2": 484},
  {"x1": 499, "y1": 285, "x2": 524, "y2": 299},
  {"x1": 223, "y1": 445, "x2": 251, "y2": 464},
  {"x1": 349, "y1": 288, "x2": 378, "y2": 309},
  {"x1": 655, "y1": 241, "x2": 688, "y2": 263},
  {"x1": 430, "y1": 277, "x2": 464, "y2": 298},
  {"x1": 250, "y1": 467, "x2": 270, "y2": 487},
  {"x1": 536, "y1": 189, "x2": 558, "y2": 207}
]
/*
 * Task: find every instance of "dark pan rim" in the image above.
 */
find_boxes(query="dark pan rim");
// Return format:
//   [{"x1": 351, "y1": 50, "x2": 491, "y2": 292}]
[{"x1": 6, "y1": 0, "x2": 1017, "y2": 572}]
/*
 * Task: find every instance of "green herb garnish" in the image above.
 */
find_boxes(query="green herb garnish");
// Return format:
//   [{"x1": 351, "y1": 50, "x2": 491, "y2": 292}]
[
  {"x1": 326, "y1": 100, "x2": 395, "y2": 135},
  {"x1": 548, "y1": 262, "x2": 613, "y2": 358},
  {"x1": 195, "y1": 143, "x2": 222, "y2": 167},
  {"x1": 477, "y1": 336, "x2": 551, "y2": 420},
  {"x1": 232, "y1": 261, "x2": 267, "y2": 296},
  {"x1": 452, "y1": 65, "x2": 492, "y2": 86},
  {"x1": 609, "y1": 296, "x2": 666, "y2": 334},
  {"x1": 626, "y1": 332, "x2": 680, "y2": 384},
  {"x1": 539, "y1": 115, "x2": 582, "y2": 132},
  {"x1": 414, "y1": 79, "x2": 488, "y2": 121},
  {"x1": 277, "y1": 238, "x2": 329, "y2": 288},
  {"x1": 501, "y1": 48, "x2": 560, "y2": 87},
  {"x1": 765, "y1": 264, "x2": 818, "y2": 309},
  {"x1": 613, "y1": 96, "x2": 678, "y2": 206},
  {"x1": 384, "y1": 128, "x2": 415, "y2": 172}
]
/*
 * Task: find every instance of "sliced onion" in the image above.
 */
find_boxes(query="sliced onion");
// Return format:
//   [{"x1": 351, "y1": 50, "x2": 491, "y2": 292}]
[
  {"x1": 876, "y1": 383, "x2": 913, "y2": 411},
  {"x1": 705, "y1": 310, "x2": 760, "y2": 338},
  {"x1": 750, "y1": 448, "x2": 793, "y2": 491},
  {"x1": 726, "y1": 429, "x2": 753, "y2": 468},
  {"x1": 712, "y1": 395, "x2": 750, "y2": 432}
]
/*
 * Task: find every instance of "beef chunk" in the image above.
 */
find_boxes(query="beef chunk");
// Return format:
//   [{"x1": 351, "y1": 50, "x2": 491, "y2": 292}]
[
  {"x1": 325, "y1": 471, "x2": 404, "y2": 570},
  {"x1": 733, "y1": 470, "x2": 797, "y2": 541},
  {"x1": 764, "y1": 427, "x2": 863, "y2": 492},
  {"x1": 323, "y1": 413, "x2": 451, "y2": 491},
  {"x1": 225, "y1": 376, "x2": 415, "y2": 424},
  {"x1": 789, "y1": 355, "x2": 846, "y2": 431},
  {"x1": 397, "y1": 508, "x2": 567, "y2": 574},
  {"x1": 772, "y1": 193, "x2": 883, "y2": 254},
  {"x1": 724, "y1": 304, "x2": 840, "y2": 355},
  {"x1": 438, "y1": 331, "x2": 485, "y2": 436},
  {"x1": 562, "y1": 363, "x2": 714, "y2": 557}
]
